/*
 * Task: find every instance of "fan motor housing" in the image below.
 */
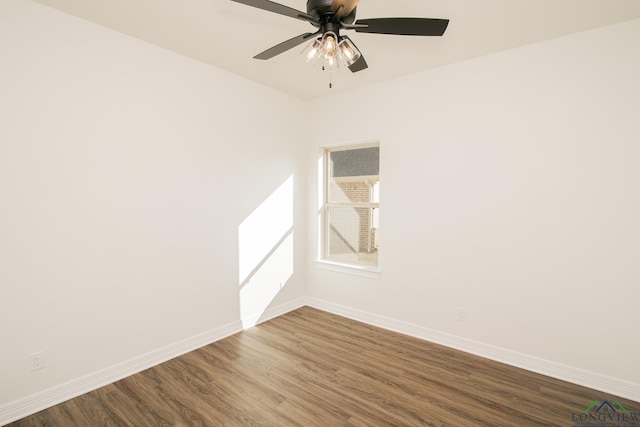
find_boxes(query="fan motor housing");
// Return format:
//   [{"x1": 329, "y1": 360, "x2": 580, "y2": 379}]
[
  {"x1": 306, "y1": 0, "x2": 334, "y2": 17},
  {"x1": 307, "y1": 0, "x2": 357, "y2": 24}
]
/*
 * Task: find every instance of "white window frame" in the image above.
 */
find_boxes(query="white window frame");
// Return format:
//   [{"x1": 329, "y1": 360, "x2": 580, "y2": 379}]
[{"x1": 319, "y1": 142, "x2": 380, "y2": 274}]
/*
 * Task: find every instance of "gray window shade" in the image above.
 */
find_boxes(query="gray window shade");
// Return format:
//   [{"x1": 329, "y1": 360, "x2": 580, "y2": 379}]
[{"x1": 330, "y1": 147, "x2": 379, "y2": 177}]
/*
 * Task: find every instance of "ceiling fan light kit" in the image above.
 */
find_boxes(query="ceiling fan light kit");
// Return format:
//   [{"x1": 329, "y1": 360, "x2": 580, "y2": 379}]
[
  {"x1": 302, "y1": 31, "x2": 361, "y2": 67},
  {"x1": 231, "y1": 0, "x2": 449, "y2": 82}
]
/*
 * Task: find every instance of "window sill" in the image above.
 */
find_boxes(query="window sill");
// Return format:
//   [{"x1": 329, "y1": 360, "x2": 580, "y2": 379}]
[{"x1": 314, "y1": 260, "x2": 381, "y2": 279}]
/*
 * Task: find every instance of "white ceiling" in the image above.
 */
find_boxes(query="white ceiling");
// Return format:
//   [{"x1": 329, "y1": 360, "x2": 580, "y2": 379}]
[{"x1": 33, "y1": 0, "x2": 640, "y2": 100}]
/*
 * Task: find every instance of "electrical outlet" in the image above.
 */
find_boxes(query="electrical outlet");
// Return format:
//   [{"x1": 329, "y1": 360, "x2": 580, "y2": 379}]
[
  {"x1": 29, "y1": 351, "x2": 45, "y2": 371},
  {"x1": 457, "y1": 307, "x2": 468, "y2": 322}
]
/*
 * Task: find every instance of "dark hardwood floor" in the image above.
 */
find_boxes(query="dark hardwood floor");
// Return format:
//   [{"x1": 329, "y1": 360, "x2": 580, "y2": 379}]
[{"x1": 8, "y1": 306, "x2": 638, "y2": 426}]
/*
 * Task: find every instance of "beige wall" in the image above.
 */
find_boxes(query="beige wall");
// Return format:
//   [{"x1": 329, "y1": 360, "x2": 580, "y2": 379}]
[
  {"x1": 307, "y1": 19, "x2": 640, "y2": 398},
  {"x1": 0, "y1": 0, "x2": 307, "y2": 418}
]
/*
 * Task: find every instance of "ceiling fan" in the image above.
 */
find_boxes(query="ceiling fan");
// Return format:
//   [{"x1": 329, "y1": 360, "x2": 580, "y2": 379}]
[{"x1": 230, "y1": 0, "x2": 449, "y2": 73}]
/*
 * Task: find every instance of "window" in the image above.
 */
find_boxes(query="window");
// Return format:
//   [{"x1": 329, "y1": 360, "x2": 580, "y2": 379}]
[{"x1": 322, "y1": 144, "x2": 379, "y2": 269}]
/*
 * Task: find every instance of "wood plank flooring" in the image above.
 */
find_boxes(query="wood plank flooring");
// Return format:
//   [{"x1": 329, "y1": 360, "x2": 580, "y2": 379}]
[{"x1": 8, "y1": 306, "x2": 638, "y2": 426}]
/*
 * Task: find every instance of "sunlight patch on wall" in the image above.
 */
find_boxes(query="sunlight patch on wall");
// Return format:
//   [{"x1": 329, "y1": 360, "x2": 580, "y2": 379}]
[{"x1": 238, "y1": 175, "x2": 294, "y2": 328}]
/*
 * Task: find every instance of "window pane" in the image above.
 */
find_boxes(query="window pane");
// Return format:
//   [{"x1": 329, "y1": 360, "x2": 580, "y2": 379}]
[
  {"x1": 329, "y1": 147, "x2": 379, "y2": 204},
  {"x1": 326, "y1": 206, "x2": 378, "y2": 267},
  {"x1": 329, "y1": 177, "x2": 379, "y2": 204}
]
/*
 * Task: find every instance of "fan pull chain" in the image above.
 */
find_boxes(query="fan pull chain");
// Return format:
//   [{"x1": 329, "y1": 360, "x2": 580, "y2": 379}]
[
  {"x1": 329, "y1": 65, "x2": 333, "y2": 89},
  {"x1": 321, "y1": 64, "x2": 333, "y2": 89}
]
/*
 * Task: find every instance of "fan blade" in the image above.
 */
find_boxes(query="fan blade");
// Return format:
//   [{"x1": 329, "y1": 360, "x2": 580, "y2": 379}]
[
  {"x1": 254, "y1": 31, "x2": 321, "y2": 60},
  {"x1": 331, "y1": 0, "x2": 360, "y2": 16},
  {"x1": 230, "y1": 0, "x2": 318, "y2": 24},
  {"x1": 348, "y1": 54, "x2": 368, "y2": 73},
  {"x1": 341, "y1": 36, "x2": 368, "y2": 72},
  {"x1": 354, "y1": 18, "x2": 449, "y2": 36}
]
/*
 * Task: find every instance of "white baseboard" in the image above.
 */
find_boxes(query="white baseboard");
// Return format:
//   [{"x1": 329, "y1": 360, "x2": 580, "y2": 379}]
[
  {"x1": 306, "y1": 297, "x2": 640, "y2": 403},
  {"x1": 0, "y1": 297, "x2": 307, "y2": 426},
  {"x1": 3, "y1": 296, "x2": 636, "y2": 425}
]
